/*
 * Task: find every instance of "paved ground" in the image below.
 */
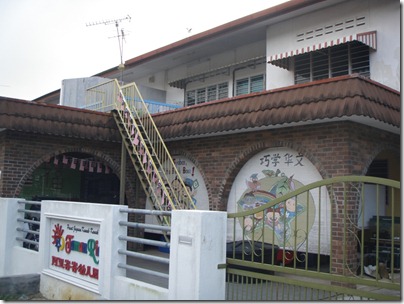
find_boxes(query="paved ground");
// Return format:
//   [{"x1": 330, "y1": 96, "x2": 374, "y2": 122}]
[{"x1": 22, "y1": 293, "x2": 48, "y2": 301}]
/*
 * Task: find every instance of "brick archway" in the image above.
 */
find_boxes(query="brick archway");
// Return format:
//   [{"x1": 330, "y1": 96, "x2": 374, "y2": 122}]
[{"x1": 13, "y1": 148, "x2": 122, "y2": 197}]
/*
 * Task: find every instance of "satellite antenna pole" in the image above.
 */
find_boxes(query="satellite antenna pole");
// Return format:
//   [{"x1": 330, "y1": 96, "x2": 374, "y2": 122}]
[{"x1": 86, "y1": 15, "x2": 131, "y2": 83}]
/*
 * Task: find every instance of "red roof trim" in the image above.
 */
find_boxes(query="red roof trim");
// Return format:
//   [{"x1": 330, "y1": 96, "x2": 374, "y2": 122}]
[{"x1": 122, "y1": 0, "x2": 325, "y2": 68}]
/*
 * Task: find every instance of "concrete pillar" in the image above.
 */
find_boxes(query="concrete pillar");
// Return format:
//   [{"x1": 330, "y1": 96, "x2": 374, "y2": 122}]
[
  {"x1": 168, "y1": 210, "x2": 227, "y2": 300},
  {"x1": 0, "y1": 198, "x2": 19, "y2": 276}
]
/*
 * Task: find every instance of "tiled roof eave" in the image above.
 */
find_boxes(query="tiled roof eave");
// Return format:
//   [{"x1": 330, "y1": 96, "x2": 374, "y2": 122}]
[
  {"x1": 153, "y1": 76, "x2": 400, "y2": 140},
  {"x1": 160, "y1": 116, "x2": 400, "y2": 142},
  {"x1": 0, "y1": 97, "x2": 121, "y2": 142}
]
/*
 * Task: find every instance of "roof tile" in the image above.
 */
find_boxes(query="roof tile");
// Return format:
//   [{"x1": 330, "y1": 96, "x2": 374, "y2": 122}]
[{"x1": 153, "y1": 75, "x2": 400, "y2": 139}]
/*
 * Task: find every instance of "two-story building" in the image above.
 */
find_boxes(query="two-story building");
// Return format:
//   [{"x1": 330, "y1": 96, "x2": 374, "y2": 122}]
[{"x1": 1, "y1": 0, "x2": 400, "y2": 260}]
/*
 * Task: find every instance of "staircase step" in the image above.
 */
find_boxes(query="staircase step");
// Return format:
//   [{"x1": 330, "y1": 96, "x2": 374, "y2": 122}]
[{"x1": 111, "y1": 83, "x2": 195, "y2": 212}]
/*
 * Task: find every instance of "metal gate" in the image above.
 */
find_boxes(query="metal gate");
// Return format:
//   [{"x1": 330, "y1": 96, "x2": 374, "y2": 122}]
[{"x1": 226, "y1": 176, "x2": 400, "y2": 300}]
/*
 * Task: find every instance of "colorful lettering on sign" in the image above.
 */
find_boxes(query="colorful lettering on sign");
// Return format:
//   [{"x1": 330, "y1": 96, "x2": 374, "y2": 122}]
[
  {"x1": 51, "y1": 256, "x2": 99, "y2": 279},
  {"x1": 51, "y1": 224, "x2": 100, "y2": 265}
]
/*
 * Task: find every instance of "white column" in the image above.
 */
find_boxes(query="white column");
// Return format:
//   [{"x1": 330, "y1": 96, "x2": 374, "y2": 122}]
[
  {"x1": 168, "y1": 210, "x2": 227, "y2": 300},
  {"x1": 0, "y1": 198, "x2": 19, "y2": 276}
]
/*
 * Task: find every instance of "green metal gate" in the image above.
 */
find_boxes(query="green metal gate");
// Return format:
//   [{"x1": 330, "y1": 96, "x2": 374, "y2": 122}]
[{"x1": 226, "y1": 176, "x2": 400, "y2": 300}]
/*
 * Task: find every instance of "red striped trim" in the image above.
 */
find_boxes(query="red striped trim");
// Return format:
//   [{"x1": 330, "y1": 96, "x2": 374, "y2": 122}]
[{"x1": 268, "y1": 31, "x2": 377, "y2": 63}]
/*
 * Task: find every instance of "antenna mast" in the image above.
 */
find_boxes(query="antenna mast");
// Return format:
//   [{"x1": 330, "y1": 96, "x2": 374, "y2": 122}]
[{"x1": 86, "y1": 15, "x2": 131, "y2": 82}]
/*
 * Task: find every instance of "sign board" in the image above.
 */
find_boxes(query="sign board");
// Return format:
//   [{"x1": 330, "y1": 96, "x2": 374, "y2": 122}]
[{"x1": 48, "y1": 217, "x2": 100, "y2": 287}]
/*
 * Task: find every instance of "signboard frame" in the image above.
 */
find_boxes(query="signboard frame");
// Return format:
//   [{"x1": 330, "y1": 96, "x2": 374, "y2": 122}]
[{"x1": 41, "y1": 213, "x2": 102, "y2": 294}]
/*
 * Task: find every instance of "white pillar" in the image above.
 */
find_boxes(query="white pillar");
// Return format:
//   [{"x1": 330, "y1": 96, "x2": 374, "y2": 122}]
[
  {"x1": 0, "y1": 198, "x2": 19, "y2": 276},
  {"x1": 168, "y1": 210, "x2": 227, "y2": 300}
]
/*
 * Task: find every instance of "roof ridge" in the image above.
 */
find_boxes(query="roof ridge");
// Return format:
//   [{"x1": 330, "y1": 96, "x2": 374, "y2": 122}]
[{"x1": 0, "y1": 97, "x2": 111, "y2": 117}]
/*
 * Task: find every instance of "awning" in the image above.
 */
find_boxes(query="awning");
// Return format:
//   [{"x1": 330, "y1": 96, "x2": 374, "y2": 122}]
[
  {"x1": 168, "y1": 56, "x2": 266, "y2": 89},
  {"x1": 268, "y1": 31, "x2": 377, "y2": 69}
]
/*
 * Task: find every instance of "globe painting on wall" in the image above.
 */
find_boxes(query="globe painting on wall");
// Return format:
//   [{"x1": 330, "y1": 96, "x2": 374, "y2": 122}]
[
  {"x1": 236, "y1": 169, "x2": 315, "y2": 249},
  {"x1": 228, "y1": 147, "x2": 331, "y2": 254}
]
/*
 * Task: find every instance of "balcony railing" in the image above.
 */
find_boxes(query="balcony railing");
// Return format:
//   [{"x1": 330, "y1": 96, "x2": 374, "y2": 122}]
[
  {"x1": 142, "y1": 99, "x2": 181, "y2": 114},
  {"x1": 83, "y1": 84, "x2": 181, "y2": 114}
]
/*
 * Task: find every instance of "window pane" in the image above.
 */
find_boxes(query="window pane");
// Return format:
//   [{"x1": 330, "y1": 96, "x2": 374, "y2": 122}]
[
  {"x1": 331, "y1": 44, "x2": 349, "y2": 77},
  {"x1": 207, "y1": 85, "x2": 217, "y2": 101},
  {"x1": 312, "y1": 51, "x2": 329, "y2": 80},
  {"x1": 186, "y1": 91, "x2": 195, "y2": 106},
  {"x1": 197, "y1": 88, "x2": 206, "y2": 104},
  {"x1": 218, "y1": 83, "x2": 228, "y2": 99},
  {"x1": 351, "y1": 42, "x2": 369, "y2": 77},
  {"x1": 250, "y1": 75, "x2": 264, "y2": 93},
  {"x1": 295, "y1": 53, "x2": 310, "y2": 84},
  {"x1": 236, "y1": 78, "x2": 249, "y2": 96}
]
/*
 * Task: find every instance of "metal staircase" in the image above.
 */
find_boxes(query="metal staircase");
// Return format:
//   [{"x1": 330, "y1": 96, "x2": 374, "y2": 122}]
[{"x1": 86, "y1": 79, "x2": 195, "y2": 226}]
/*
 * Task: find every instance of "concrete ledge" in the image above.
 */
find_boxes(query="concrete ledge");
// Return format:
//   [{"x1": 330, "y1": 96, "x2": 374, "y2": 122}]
[
  {"x1": 112, "y1": 276, "x2": 169, "y2": 300},
  {"x1": 0, "y1": 274, "x2": 39, "y2": 296}
]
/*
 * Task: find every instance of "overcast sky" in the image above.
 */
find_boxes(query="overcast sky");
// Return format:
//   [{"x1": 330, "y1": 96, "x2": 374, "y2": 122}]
[{"x1": 0, "y1": 0, "x2": 288, "y2": 100}]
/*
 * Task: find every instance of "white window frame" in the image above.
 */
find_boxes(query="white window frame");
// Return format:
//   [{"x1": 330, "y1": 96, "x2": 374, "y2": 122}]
[
  {"x1": 235, "y1": 74, "x2": 265, "y2": 96},
  {"x1": 186, "y1": 82, "x2": 228, "y2": 106}
]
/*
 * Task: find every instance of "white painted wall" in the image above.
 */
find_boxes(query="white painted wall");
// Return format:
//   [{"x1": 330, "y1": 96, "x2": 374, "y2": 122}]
[
  {"x1": 39, "y1": 200, "x2": 128, "y2": 300},
  {"x1": 169, "y1": 210, "x2": 227, "y2": 300},
  {"x1": 0, "y1": 198, "x2": 41, "y2": 276},
  {"x1": 112, "y1": 276, "x2": 169, "y2": 300},
  {"x1": 266, "y1": 0, "x2": 400, "y2": 91},
  {"x1": 1, "y1": 199, "x2": 227, "y2": 300},
  {"x1": 133, "y1": 40, "x2": 267, "y2": 104},
  {"x1": 367, "y1": 0, "x2": 400, "y2": 90}
]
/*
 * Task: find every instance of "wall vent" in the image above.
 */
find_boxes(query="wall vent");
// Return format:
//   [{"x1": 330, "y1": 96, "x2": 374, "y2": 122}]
[{"x1": 296, "y1": 16, "x2": 366, "y2": 42}]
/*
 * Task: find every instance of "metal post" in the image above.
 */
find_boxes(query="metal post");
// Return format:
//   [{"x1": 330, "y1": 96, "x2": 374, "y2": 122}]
[{"x1": 119, "y1": 141, "x2": 126, "y2": 205}]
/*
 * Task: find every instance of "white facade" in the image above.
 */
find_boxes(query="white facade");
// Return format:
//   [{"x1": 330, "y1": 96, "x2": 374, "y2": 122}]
[
  {"x1": 266, "y1": 0, "x2": 400, "y2": 91},
  {"x1": 43, "y1": 1, "x2": 399, "y2": 107},
  {"x1": 114, "y1": 0, "x2": 399, "y2": 108}
]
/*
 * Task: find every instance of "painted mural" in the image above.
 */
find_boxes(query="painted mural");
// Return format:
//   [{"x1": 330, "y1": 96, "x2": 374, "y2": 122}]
[
  {"x1": 145, "y1": 155, "x2": 209, "y2": 230},
  {"x1": 170, "y1": 156, "x2": 209, "y2": 210},
  {"x1": 228, "y1": 147, "x2": 331, "y2": 255}
]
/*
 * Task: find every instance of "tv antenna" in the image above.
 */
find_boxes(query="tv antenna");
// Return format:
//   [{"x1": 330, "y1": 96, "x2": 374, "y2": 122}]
[{"x1": 86, "y1": 15, "x2": 131, "y2": 77}]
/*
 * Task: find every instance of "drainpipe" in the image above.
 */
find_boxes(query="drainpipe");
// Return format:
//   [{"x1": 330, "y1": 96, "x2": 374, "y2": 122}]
[
  {"x1": 232, "y1": 66, "x2": 247, "y2": 97},
  {"x1": 183, "y1": 81, "x2": 191, "y2": 106}
]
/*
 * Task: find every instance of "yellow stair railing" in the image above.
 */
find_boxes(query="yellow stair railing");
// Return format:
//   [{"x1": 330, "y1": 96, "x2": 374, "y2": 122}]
[{"x1": 86, "y1": 79, "x2": 195, "y2": 225}]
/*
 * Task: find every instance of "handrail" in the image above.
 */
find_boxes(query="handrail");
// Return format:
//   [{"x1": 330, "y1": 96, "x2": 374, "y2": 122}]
[
  {"x1": 120, "y1": 82, "x2": 195, "y2": 210},
  {"x1": 118, "y1": 207, "x2": 171, "y2": 285},
  {"x1": 87, "y1": 79, "x2": 196, "y2": 212},
  {"x1": 84, "y1": 80, "x2": 180, "y2": 114}
]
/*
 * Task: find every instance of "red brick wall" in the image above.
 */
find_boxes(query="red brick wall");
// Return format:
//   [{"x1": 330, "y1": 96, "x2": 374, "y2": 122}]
[
  {"x1": 165, "y1": 121, "x2": 399, "y2": 276},
  {"x1": 1, "y1": 121, "x2": 399, "y2": 211},
  {"x1": 0, "y1": 130, "x2": 139, "y2": 209},
  {"x1": 166, "y1": 121, "x2": 399, "y2": 211}
]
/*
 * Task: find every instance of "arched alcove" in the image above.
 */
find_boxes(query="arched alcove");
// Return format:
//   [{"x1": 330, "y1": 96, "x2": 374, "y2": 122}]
[{"x1": 19, "y1": 152, "x2": 121, "y2": 204}]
